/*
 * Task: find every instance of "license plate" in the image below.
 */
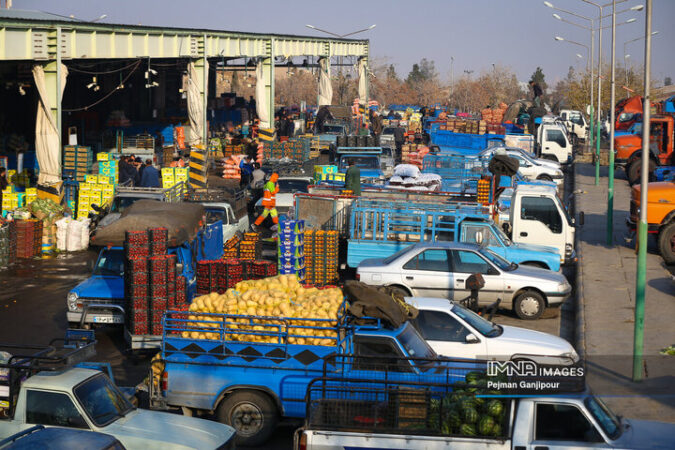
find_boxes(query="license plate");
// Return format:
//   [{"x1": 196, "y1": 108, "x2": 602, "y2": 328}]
[{"x1": 93, "y1": 316, "x2": 123, "y2": 324}]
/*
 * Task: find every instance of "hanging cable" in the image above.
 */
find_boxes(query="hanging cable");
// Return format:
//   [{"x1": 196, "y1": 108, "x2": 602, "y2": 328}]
[
  {"x1": 63, "y1": 60, "x2": 142, "y2": 112},
  {"x1": 67, "y1": 59, "x2": 142, "y2": 75}
]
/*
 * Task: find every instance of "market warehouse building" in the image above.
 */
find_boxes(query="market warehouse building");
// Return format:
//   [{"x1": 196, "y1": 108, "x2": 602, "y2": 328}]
[{"x1": 0, "y1": 9, "x2": 369, "y2": 182}]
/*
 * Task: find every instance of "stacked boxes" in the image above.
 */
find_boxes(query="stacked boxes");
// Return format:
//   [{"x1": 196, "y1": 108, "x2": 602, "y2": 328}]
[
  {"x1": 223, "y1": 235, "x2": 240, "y2": 258},
  {"x1": 196, "y1": 260, "x2": 220, "y2": 294},
  {"x1": 98, "y1": 157, "x2": 119, "y2": 185},
  {"x1": 161, "y1": 167, "x2": 188, "y2": 188},
  {"x1": 124, "y1": 231, "x2": 149, "y2": 335},
  {"x1": 189, "y1": 147, "x2": 208, "y2": 189},
  {"x1": 149, "y1": 254, "x2": 175, "y2": 335},
  {"x1": 239, "y1": 232, "x2": 260, "y2": 261},
  {"x1": 77, "y1": 178, "x2": 115, "y2": 219},
  {"x1": 63, "y1": 146, "x2": 93, "y2": 182},
  {"x1": 218, "y1": 259, "x2": 244, "y2": 290},
  {"x1": 0, "y1": 224, "x2": 10, "y2": 267},
  {"x1": 477, "y1": 178, "x2": 491, "y2": 205},
  {"x1": 313, "y1": 165, "x2": 338, "y2": 183},
  {"x1": 1, "y1": 185, "x2": 17, "y2": 211},
  {"x1": 196, "y1": 258, "x2": 277, "y2": 294},
  {"x1": 304, "y1": 229, "x2": 339, "y2": 286},
  {"x1": 278, "y1": 219, "x2": 305, "y2": 282},
  {"x1": 14, "y1": 219, "x2": 43, "y2": 258},
  {"x1": 262, "y1": 138, "x2": 311, "y2": 162}
]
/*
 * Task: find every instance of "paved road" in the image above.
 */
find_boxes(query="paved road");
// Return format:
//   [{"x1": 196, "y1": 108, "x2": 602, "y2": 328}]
[{"x1": 576, "y1": 162, "x2": 675, "y2": 423}]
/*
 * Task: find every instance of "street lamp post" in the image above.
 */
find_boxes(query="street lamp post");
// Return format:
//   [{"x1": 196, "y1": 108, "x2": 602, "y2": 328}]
[
  {"x1": 623, "y1": 31, "x2": 659, "y2": 94},
  {"x1": 634, "y1": 0, "x2": 652, "y2": 383},
  {"x1": 607, "y1": 0, "x2": 617, "y2": 245}
]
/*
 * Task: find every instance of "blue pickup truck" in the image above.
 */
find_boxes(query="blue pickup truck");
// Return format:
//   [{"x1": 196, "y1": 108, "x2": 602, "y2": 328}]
[
  {"x1": 347, "y1": 199, "x2": 561, "y2": 271},
  {"x1": 66, "y1": 222, "x2": 223, "y2": 331},
  {"x1": 430, "y1": 129, "x2": 506, "y2": 156},
  {"x1": 150, "y1": 308, "x2": 480, "y2": 446}
]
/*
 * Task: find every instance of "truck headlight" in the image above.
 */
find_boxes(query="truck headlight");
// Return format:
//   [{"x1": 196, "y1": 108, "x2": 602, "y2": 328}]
[{"x1": 67, "y1": 292, "x2": 80, "y2": 311}]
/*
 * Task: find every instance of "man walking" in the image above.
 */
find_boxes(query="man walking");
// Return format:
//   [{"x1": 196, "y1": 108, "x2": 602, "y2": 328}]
[
  {"x1": 344, "y1": 159, "x2": 361, "y2": 196},
  {"x1": 252, "y1": 172, "x2": 280, "y2": 231}
]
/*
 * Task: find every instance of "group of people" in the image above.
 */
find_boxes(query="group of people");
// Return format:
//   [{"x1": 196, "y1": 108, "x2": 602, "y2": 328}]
[{"x1": 117, "y1": 155, "x2": 160, "y2": 187}]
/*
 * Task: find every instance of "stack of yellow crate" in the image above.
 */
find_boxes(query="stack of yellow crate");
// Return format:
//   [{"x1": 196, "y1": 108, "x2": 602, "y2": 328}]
[
  {"x1": 1, "y1": 184, "x2": 17, "y2": 211},
  {"x1": 161, "y1": 167, "x2": 188, "y2": 188},
  {"x1": 24, "y1": 187, "x2": 37, "y2": 205},
  {"x1": 97, "y1": 153, "x2": 118, "y2": 185},
  {"x1": 76, "y1": 176, "x2": 115, "y2": 219}
]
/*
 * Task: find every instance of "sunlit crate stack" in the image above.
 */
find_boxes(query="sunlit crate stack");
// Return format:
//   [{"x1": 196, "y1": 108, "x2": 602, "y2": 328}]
[
  {"x1": 313, "y1": 165, "x2": 338, "y2": 183},
  {"x1": 277, "y1": 219, "x2": 305, "y2": 282},
  {"x1": 77, "y1": 176, "x2": 115, "y2": 219},
  {"x1": 97, "y1": 152, "x2": 119, "y2": 184},
  {"x1": 2, "y1": 185, "x2": 36, "y2": 211},
  {"x1": 63, "y1": 146, "x2": 93, "y2": 182},
  {"x1": 160, "y1": 167, "x2": 189, "y2": 188}
]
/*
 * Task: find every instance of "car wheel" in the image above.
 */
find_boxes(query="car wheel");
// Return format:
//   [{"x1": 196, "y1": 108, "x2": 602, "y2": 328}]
[
  {"x1": 218, "y1": 390, "x2": 278, "y2": 447},
  {"x1": 627, "y1": 159, "x2": 656, "y2": 186},
  {"x1": 388, "y1": 285, "x2": 411, "y2": 299},
  {"x1": 657, "y1": 222, "x2": 675, "y2": 265},
  {"x1": 537, "y1": 175, "x2": 553, "y2": 182},
  {"x1": 514, "y1": 290, "x2": 545, "y2": 320},
  {"x1": 542, "y1": 154, "x2": 559, "y2": 163}
]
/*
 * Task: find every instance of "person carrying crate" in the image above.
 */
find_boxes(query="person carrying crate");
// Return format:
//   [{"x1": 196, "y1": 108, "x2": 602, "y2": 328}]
[{"x1": 252, "y1": 172, "x2": 280, "y2": 231}]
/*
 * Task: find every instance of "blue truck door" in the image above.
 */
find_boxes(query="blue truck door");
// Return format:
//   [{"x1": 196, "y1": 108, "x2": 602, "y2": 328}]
[
  {"x1": 198, "y1": 221, "x2": 224, "y2": 261},
  {"x1": 459, "y1": 222, "x2": 507, "y2": 259}
]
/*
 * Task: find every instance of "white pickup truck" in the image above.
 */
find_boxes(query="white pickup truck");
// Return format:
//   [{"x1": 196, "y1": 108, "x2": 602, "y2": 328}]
[
  {"x1": 0, "y1": 339, "x2": 235, "y2": 449},
  {"x1": 296, "y1": 391, "x2": 675, "y2": 449},
  {"x1": 201, "y1": 201, "x2": 249, "y2": 243}
]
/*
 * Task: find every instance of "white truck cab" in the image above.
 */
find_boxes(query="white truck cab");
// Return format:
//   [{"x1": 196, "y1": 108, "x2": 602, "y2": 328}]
[
  {"x1": 560, "y1": 109, "x2": 589, "y2": 146},
  {"x1": 537, "y1": 121, "x2": 573, "y2": 164},
  {"x1": 502, "y1": 184, "x2": 577, "y2": 264}
]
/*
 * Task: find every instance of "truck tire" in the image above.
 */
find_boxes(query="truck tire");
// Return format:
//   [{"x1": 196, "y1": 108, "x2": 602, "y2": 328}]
[
  {"x1": 627, "y1": 159, "x2": 656, "y2": 186},
  {"x1": 514, "y1": 290, "x2": 545, "y2": 320},
  {"x1": 542, "y1": 154, "x2": 559, "y2": 163},
  {"x1": 658, "y1": 222, "x2": 675, "y2": 265},
  {"x1": 217, "y1": 390, "x2": 278, "y2": 447},
  {"x1": 537, "y1": 175, "x2": 553, "y2": 182}
]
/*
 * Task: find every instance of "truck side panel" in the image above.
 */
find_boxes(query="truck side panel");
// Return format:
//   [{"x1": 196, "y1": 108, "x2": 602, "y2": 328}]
[{"x1": 304, "y1": 430, "x2": 511, "y2": 450}]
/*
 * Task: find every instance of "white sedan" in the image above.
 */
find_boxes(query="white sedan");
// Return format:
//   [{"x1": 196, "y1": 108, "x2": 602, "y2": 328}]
[
  {"x1": 406, "y1": 296, "x2": 578, "y2": 364},
  {"x1": 479, "y1": 147, "x2": 564, "y2": 185}
]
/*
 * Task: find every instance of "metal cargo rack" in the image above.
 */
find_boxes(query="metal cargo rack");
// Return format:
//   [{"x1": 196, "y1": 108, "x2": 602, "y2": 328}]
[{"x1": 186, "y1": 185, "x2": 247, "y2": 213}]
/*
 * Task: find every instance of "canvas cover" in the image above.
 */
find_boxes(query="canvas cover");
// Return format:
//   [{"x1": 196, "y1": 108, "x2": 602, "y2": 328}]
[{"x1": 90, "y1": 200, "x2": 204, "y2": 247}]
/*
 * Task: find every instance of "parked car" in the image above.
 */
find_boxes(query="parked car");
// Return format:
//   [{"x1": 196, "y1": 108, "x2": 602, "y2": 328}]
[
  {"x1": 405, "y1": 296, "x2": 578, "y2": 362},
  {"x1": 478, "y1": 147, "x2": 564, "y2": 185},
  {"x1": 357, "y1": 242, "x2": 572, "y2": 320}
]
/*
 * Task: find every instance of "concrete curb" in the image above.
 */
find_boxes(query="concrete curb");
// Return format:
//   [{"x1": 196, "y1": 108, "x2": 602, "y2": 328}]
[{"x1": 573, "y1": 162, "x2": 586, "y2": 360}]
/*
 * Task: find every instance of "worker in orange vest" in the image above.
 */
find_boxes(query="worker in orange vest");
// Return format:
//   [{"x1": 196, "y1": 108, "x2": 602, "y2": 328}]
[{"x1": 252, "y1": 172, "x2": 279, "y2": 231}]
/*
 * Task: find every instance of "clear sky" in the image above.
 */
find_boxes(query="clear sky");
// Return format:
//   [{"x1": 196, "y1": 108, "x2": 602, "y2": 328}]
[{"x1": 16, "y1": 0, "x2": 675, "y2": 86}]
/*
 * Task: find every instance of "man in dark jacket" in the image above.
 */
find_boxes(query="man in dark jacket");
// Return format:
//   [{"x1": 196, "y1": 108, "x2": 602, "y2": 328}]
[
  {"x1": 0, "y1": 168, "x2": 8, "y2": 210},
  {"x1": 344, "y1": 159, "x2": 361, "y2": 196},
  {"x1": 140, "y1": 160, "x2": 160, "y2": 187},
  {"x1": 393, "y1": 127, "x2": 406, "y2": 162},
  {"x1": 314, "y1": 105, "x2": 333, "y2": 134}
]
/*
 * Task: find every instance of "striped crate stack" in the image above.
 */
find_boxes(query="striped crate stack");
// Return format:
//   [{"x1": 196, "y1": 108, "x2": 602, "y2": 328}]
[
  {"x1": 278, "y1": 219, "x2": 305, "y2": 282},
  {"x1": 196, "y1": 260, "x2": 219, "y2": 294},
  {"x1": 239, "y1": 232, "x2": 260, "y2": 261},
  {"x1": 223, "y1": 235, "x2": 240, "y2": 258},
  {"x1": 149, "y1": 254, "x2": 176, "y2": 335},
  {"x1": 124, "y1": 231, "x2": 149, "y2": 335},
  {"x1": 77, "y1": 179, "x2": 115, "y2": 220},
  {"x1": 2, "y1": 185, "x2": 17, "y2": 211},
  {"x1": 189, "y1": 146, "x2": 208, "y2": 189},
  {"x1": 62, "y1": 145, "x2": 93, "y2": 182},
  {"x1": 97, "y1": 154, "x2": 119, "y2": 185},
  {"x1": 14, "y1": 219, "x2": 42, "y2": 259},
  {"x1": 304, "y1": 230, "x2": 339, "y2": 286}
]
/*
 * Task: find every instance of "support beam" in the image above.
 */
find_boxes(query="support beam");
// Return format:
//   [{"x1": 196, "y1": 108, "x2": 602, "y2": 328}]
[{"x1": 257, "y1": 38, "x2": 275, "y2": 129}]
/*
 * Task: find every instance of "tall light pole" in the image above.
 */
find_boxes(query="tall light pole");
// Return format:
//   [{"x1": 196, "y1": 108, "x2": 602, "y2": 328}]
[
  {"x1": 607, "y1": 0, "x2": 617, "y2": 245},
  {"x1": 623, "y1": 31, "x2": 659, "y2": 93},
  {"x1": 450, "y1": 56, "x2": 454, "y2": 108},
  {"x1": 634, "y1": 0, "x2": 652, "y2": 383},
  {"x1": 546, "y1": 2, "x2": 595, "y2": 159}
]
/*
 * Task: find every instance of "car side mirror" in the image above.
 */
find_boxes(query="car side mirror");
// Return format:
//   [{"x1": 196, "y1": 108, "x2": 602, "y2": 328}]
[{"x1": 465, "y1": 333, "x2": 480, "y2": 344}]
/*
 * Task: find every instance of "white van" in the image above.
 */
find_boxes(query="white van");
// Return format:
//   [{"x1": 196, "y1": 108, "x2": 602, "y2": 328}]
[{"x1": 536, "y1": 122, "x2": 573, "y2": 164}]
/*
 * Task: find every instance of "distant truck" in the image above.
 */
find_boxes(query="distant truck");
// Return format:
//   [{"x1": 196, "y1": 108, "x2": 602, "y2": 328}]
[
  {"x1": 536, "y1": 121, "x2": 573, "y2": 164},
  {"x1": 336, "y1": 148, "x2": 385, "y2": 183},
  {"x1": 560, "y1": 109, "x2": 589, "y2": 147},
  {"x1": 296, "y1": 383, "x2": 675, "y2": 450},
  {"x1": 0, "y1": 336, "x2": 236, "y2": 449},
  {"x1": 615, "y1": 114, "x2": 674, "y2": 185}
]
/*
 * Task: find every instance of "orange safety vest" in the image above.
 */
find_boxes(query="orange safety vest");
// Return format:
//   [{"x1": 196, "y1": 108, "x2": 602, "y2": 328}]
[{"x1": 261, "y1": 181, "x2": 278, "y2": 208}]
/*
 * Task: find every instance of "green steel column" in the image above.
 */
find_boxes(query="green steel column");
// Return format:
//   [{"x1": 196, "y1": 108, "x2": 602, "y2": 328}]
[
  {"x1": 633, "y1": 221, "x2": 647, "y2": 380},
  {"x1": 607, "y1": 1, "x2": 616, "y2": 246},
  {"x1": 595, "y1": 118, "x2": 601, "y2": 185},
  {"x1": 588, "y1": 106, "x2": 594, "y2": 153}
]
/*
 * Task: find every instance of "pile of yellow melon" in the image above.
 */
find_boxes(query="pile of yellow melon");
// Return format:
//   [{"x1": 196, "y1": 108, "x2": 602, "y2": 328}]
[{"x1": 182, "y1": 274, "x2": 343, "y2": 345}]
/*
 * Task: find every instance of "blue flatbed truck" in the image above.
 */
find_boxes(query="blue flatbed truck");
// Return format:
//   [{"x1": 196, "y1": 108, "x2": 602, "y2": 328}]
[
  {"x1": 148, "y1": 308, "x2": 481, "y2": 446},
  {"x1": 347, "y1": 198, "x2": 561, "y2": 270}
]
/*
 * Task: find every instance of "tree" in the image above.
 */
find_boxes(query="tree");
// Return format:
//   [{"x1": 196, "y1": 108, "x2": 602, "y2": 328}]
[
  {"x1": 386, "y1": 64, "x2": 399, "y2": 81},
  {"x1": 406, "y1": 58, "x2": 438, "y2": 85},
  {"x1": 666, "y1": 76, "x2": 672, "y2": 86},
  {"x1": 529, "y1": 66, "x2": 548, "y2": 92}
]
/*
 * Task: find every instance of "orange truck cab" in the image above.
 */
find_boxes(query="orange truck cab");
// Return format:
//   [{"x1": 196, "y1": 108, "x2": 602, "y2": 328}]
[
  {"x1": 628, "y1": 180, "x2": 675, "y2": 264},
  {"x1": 615, "y1": 115, "x2": 675, "y2": 185},
  {"x1": 615, "y1": 95, "x2": 644, "y2": 131}
]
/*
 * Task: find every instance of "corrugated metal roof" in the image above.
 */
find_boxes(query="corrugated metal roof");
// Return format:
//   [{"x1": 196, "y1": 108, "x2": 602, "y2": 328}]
[{"x1": 0, "y1": 9, "x2": 78, "y2": 22}]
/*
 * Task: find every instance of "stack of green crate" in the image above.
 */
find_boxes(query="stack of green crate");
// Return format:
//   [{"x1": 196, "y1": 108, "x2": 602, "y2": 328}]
[{"x1": 62, "y1": 145, "x2": 93, "y2": 182}]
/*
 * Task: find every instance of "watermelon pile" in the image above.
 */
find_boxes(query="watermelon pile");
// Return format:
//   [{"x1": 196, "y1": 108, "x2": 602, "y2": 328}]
[{"x1": 429, "y1": 370, "x2": 507, "y2": 438}]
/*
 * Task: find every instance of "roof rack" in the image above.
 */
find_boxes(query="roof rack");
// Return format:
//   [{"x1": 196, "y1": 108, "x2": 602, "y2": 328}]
[{"x1": 0, "y1": 331, "x2": 96, "y2": 373}]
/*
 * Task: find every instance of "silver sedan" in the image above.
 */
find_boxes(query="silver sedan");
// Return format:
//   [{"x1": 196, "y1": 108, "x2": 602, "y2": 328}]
[{"x1": 356, "y1": 242, "x2": 571, "y2": 320}]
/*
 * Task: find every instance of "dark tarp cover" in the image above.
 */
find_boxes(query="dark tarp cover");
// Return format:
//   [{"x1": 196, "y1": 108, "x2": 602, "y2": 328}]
[
  {"x1": 488, "y1": 154, "x2": 520, "y2": 177},
  {"x1": 343, "y1": 281, "x2": 418, "y2": 329},
  {"x1": 90, "y1": 200, "x2": 205, "y2": 247}
]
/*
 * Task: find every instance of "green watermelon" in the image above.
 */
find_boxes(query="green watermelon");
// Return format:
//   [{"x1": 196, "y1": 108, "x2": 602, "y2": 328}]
[
  {"x1": 460, "y1": 423, "x2": 477, "y2": 436},
  {"x1": 441, "y1": 421, "x2": 452, "y2": 435},
  {"x1": 461, "y1": 398, "x2": 477, "y2": 411},
  {"x1": 487, "y1": 399, "x2": 504, "y2": 418},
  {"x1": 447, "y1": 410, "x2": 461, "y2": 428},
  {"x1": 492, "y1": 423, "x2": 502, "y2": 436},
  {"x1": 474, "y1": 395, "x2": 485, "y2": 407},
  {"x1": 478, "y1": 415, "x2": 495, "y2": 435},
  {"x1": 463, "y1": 407, "x2": 479, "y2": 424},
  {"x1": 465, "y1": 371, "x2": 484, "y2": 383}
]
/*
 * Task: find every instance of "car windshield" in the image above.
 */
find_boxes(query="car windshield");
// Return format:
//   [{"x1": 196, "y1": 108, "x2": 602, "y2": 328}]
[
  {"x1": 278, "y1": 179, "x2": 310, "y2": 193},
  {"x1": 555, "y1": 195, "x2": 574, "y2": 226},
  {"x1": 383, "y1": 245, "x2": 416, "y2": 264},
  {"x1": 93, "y1": 249, "x2": 125, "y2": 276},
  {"x1": 452, "y1": 303, "x2": 502, "y2": 337},
  {"x1": 585, "y1": 395, "x2": 621, "y2": 440},
  {"x1": 74, "y1": 373, "x2": 134, "y2": 427},
  {"x1": 478, "y1": 247, "x2": 513, "y2": 271},
  {"x1": 340, "y1": 156, "x2": 380, "y2": 170},
  {"x1": 205, "y1": 209, "x2": 227, "y2": 225},
  {"x1": 493, "y1": 224, "x2": 512, "y2": 246},
  {"x1": 397, "y1": 323, "x2": 437, "y2": 360}
]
